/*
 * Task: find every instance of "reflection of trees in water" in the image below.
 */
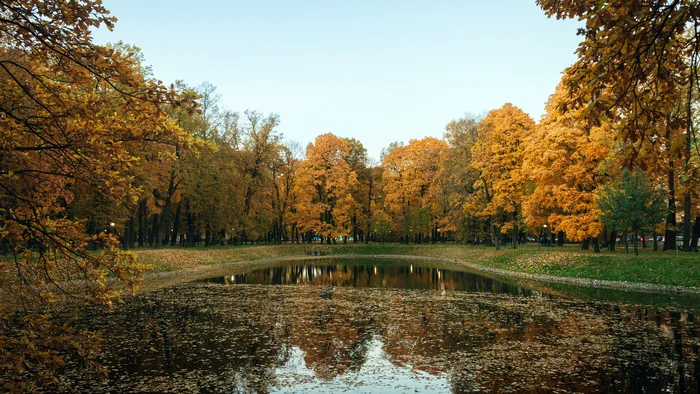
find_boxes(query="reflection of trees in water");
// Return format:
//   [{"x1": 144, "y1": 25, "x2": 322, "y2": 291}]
[
  {"x1": 67, "y1": 284, "x2": 700, "y2": 393},
  {"x1": 215, "y1": 263, "x2": 529, "y2": 296}
]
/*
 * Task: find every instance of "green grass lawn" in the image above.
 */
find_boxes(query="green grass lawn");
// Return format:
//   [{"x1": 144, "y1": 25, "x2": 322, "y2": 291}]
[{"x1": 133, "y1": 242, "x2": 700, "y2": 288}]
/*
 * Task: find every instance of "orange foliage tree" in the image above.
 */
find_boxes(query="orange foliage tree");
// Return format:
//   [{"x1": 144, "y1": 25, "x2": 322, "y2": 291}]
[
  {"x1": 537, "y1": 0, "x2": 700, "y2": 250},
  {"x1": 382, "y1": 138, "x2": 449, "y2": 243},
  {"x1": 523, "y1": 82, "x2": 610, "y2": 250},
  {"x1": 294, "y1": 133, "x2": 358, "y2": 243},
  {"x1": 470, "y1": 104, "x2": 534, "y2": 249}
]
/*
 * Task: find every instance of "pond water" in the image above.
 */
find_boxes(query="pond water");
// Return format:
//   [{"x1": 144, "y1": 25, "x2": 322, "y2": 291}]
[{"x1": 65, "y1": 258, "x2": 700, "y2": 393}]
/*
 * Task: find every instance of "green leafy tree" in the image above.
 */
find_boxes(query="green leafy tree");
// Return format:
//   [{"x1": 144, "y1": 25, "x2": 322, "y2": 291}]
[{"x1": 596, "y1": 170, "x2": 666, "y2": 255}]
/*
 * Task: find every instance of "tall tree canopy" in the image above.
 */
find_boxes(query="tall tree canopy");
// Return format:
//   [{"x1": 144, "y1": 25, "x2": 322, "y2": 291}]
[
  {"x1": 0, "y1": 1, "x2": 190, "y2": 390},
  {"x1": 470, "y1": 104, "x2": 535, "y2": 249},
  {"x1": 537, "y1": 0, "x2": 700, "y2": 250},
  {"x1": 294, "y1": 133, "x2": 358, "y2": 242}
]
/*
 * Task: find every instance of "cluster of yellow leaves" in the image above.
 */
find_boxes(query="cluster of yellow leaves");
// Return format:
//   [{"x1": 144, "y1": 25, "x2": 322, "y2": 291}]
[
  {"x1": 382, "y1": 138, "x2": 448, "y2": 237},
  {"x1": 469, "y1": 104, "x2": 534, "y2": 242},
  {"x1": 294, "y1": 134, "x2": 358, "y2": 238},
  {"x1": 522, "y1": 83, "x2": 609, "y2": 241}
]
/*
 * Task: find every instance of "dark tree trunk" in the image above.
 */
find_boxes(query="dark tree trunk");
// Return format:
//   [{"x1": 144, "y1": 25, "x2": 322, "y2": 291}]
[
  {"x1": 691, "y1": 217, "x2": 700, "y2": 252},
  {"x1": 156, "y1": 176, "x2": 177, "y2": 249},
  {"x1": 137, "y1": 200, "x2": 146, "y2": 247},
  {"x1": 557, "y1": 231, "x2": 565, "y2": 246},
  {"x1": 609, "y1": 230, "x2": 617, "y2": 251},
  {"x1": 121, "y1": 219, "x2": 130, "y2": 250},
  {"x1": 582, "y1": 238, "x2": 590, "y2": 251},
  {"x1": 122, "y1": 216, "x2": 135, "y2": 250},
  {"x1": 684, "y1": 81, "x2": 693, "y2": 252},
  {"x1": 149, "y1": 214, "x2": 159, "y2": 247},
  {"x1": 684, "y1": 192, "x2": 692, "y2": 251},
  {"x1": 186, "y1": 201, "x2": 196, "y2": 247},
  {"x1": 170, "y1": 200, "x2": 182, "y2": 246},
  {"x1": 592, "y1": 236, "x2": 600, "y2": 253},
  {"x1": 352, "y1": 214, "x2": 358, "y2": 243},
  {"x1": 601, "y1": 229, "x2": 609, "y2": 249},
  {"x1": 664, "y1": 161, "x2": 677, "y2": 251},
  {"x1": 205, "y1": 225, "x2": 212, "y2": 247}
]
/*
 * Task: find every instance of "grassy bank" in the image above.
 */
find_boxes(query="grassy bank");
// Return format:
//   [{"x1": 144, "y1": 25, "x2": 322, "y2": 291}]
[{"x1": 133, "y1": 243, "x2": 700, "y2": 288}]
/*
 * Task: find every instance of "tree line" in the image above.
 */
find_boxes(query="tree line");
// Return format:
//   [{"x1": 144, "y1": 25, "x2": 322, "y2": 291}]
[{"x1": 89, "y1": 79, "x2": 697, "y2": 256}]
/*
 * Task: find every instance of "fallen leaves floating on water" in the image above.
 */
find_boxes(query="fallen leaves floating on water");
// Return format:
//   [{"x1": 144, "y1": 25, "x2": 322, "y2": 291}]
[{"x1": 52, "y1": 274, "x2": 700, "y2": 393}]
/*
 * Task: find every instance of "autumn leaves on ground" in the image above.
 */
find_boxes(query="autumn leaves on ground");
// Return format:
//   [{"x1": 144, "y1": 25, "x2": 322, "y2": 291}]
[{"x1": 2, "y1": 0, "x2": 700, "y2": 392}]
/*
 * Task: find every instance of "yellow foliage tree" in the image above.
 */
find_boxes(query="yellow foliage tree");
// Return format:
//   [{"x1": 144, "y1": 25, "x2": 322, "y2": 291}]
[
  {"x1": 294, "y1": 133, "x2": 358, "y2": 242},
  {"x1": 523, "y1": 82, "x2": 610, "y2": 249},
  {"x1": 471, "y1": 104, "x2": 534, "y2": 249},
  {"x1": 382, "y1": 138, "x2": 448, "y2": 243}
]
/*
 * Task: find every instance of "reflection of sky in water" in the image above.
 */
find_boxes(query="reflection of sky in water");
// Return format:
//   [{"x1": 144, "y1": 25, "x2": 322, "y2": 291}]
[{"x1": 273, "y1": 338, "x2": 450, "y2": 393}]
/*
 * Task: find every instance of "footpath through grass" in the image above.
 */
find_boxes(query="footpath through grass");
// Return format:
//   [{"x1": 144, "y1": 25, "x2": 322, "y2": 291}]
[{"x1": 133, "y1": 243, "x2": 700, "y2": 288}]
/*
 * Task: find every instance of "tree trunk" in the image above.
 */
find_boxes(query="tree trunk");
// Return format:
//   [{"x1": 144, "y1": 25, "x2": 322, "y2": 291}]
[
  {"x1": 205, "y1": 225, "x2": 212, "y2": 247},
  {"x1": 582, "y1": 238, "x2": 590, "y2": 251},
  {"x1": 634, "y1": 232, "x2": 639, "y2": 255},
  {"x1": 609, "y1": 230, "x2": 617, "y2": 252},
  {"x1": 492, "y1": 219, "x2": 499, "y2": 250},
  {"x1": 601, "y1": 229, "x2": 609, "y2": 249},
  {"x1": 691, "y1": 217, "x2": 700, "y2": 252},
  {"x1": 121, "y1": 218, "x2": 130, "y2": 251},
  {"x1": 149, "y1": 214, "x2": 159, "y2": 247},
  {"x1": 137, "y1": 200, "x2": 146, "y2": 247},
  {"x1": 684, "y1": 191, "x2": 692, "y2": 252},
  {"x1": 156, "y1": 176, "x2": 177, "y2": 249},
  {"x1": 170, "y1": 200, "x2": 182, "y2": 246},
  {"x1": 186, "y1": 201, "x2": 196, "y2": 247},
  {"x1": 592, "y1": 236, "x2": 600, "y2": 253},
  {"x1": 624, "y1": 232, "x2": 629, "y2": 254},
  {"x1": 663, "y1": 159, "x2": 677, "y2": 251},
  {"x1": 683, "y1": 77, "x2": 693, "y2": 252},
  {"x1": 557, "y1": 231, "x2": 565, "y2": 246},
  {"x1": 653, "y1": 230, "x2": 658, "y2": 251}
]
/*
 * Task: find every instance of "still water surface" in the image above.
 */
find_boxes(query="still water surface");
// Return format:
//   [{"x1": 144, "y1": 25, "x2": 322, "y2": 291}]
[{"x1": 68, "y1": 258, "x2": 700, "y2": 393}]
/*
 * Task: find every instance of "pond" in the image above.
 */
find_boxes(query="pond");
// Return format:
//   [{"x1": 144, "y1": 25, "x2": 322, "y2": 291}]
[{"x1": 63, "y1": 258, "x2": 700, "y2": 393}]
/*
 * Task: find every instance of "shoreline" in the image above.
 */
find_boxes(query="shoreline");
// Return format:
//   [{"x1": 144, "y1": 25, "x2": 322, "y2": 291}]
[{"x1": 136, "y1": 251, "x2": 700, "y2": 296}]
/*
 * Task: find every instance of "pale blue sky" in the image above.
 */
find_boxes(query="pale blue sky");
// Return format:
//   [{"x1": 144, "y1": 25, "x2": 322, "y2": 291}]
[{"x1": 92, "y1": 1, "x2": 582, "y2": 160}]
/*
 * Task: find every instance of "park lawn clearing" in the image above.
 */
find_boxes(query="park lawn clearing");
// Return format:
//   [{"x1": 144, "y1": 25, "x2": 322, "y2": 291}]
[{"x1": 132, "y1": 243, "x2": 700, "y2": 289}]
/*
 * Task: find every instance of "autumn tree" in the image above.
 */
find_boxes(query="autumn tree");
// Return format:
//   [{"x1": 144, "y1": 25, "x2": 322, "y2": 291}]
[
  {"x1": 270, "y1": 141, "x2": 302, "y2": 243},
  {"x1": 343, "y1": 138, "x2": 371, "y2": 243},
  {"x1": 441, "y1": 114, "x2": 483, "y2": 243},
  {"x1": 382, "y1": 138, "x2": 449, "y2": 243},
  {"x1": 538, "y1": 0, "x2": 700, "y2": 251},
  {"x1": 522, "y1": 81, "x2": 610, "y2": 251},
  {"x1": 0, "y1": 1, "x2": 188, "y2": 390},
  {"x1": 294, "y1": 133, "x2": 358, "y2": 243},
  {"x1": 470, "y1": 104, "x2": 535, "y2": 249}
]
